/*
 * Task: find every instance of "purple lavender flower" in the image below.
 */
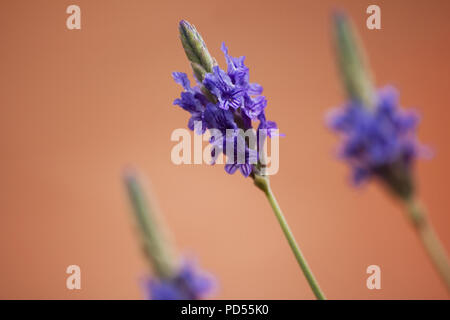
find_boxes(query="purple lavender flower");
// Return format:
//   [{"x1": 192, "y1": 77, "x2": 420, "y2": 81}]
[
  {"x1": 147, "y1": 260, "x2": 215, "y2": 300},
  {"x1": 204, "y1": 66, "x2": 245, "y2": 111},
  {"x1": 327, "y1": 13, "x2": 450, "y2": 292},
  {"x1": 173, "y1": 26, "x2": 280, "y2": 177},
  {"x1": 220, "y1": 43, "x2": 266, "y2": 119},
  {"x1": 172, "y1": 21, "x2": 327, "y2": 299},
  {"x1": 125, "y1": 171, "x2": 217, "y2": 300},
  {"x1": 327, "y1": 86, "x2": 428, "y2": 198},
  {"x1": 257, "y1": 112, "x2": 279, "y2": 138},
  {"x1": 221, "y1": 43, "x2": 249, "y2": 86},
  {"x1": 173, "y1": 72, "x2": 208, "y2": 134}
]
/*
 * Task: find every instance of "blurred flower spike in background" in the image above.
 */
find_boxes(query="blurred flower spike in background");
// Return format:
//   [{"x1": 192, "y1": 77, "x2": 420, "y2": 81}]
[
  {"x1": 327, "y1": 86, "x2": 428, "y2": 199},
  {"x1": 328, "y1": 12, "x2": 430, "y2": 200},
  {"x1": 173, "y1": 20, "x2": 280, "y2": 178},
  {"x1": 328, "y1": 11, "x2": 450, "y2": 290},
  {"x1": 124, "y1": 169, "x2": 215, "y2": 300}
]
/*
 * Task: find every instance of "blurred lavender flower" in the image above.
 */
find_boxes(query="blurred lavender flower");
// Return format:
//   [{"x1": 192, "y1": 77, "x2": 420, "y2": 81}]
[
  {"x1": 328, "y1": 12, "x2": 450, "y2": 290},
  {"x1": 328, "y1": 86, "x2": 427, "y2": 199},
  {"x1": 146, "y1": 260, "x2": 214, "y2": 300},
  {"x1": 173, "y1": 21, "x2": 278, "y2": 178},
  {"x1": 124, "y1": 170, "x2": 215, "y2": 300},
  {"x1": 327, "y1": 12, "x2": 431, "y2": 200}
]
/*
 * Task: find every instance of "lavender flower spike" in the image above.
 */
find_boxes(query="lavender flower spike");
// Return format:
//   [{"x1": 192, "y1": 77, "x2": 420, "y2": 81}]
[
  {"x1": 328, "y1": 12, "x2": 450, "y2": 290},
  {"x1": 124, "y1": 170, "x2": 215, "y2": 299},
  {"x1": 173, "y1": 20, "x2": 326, "y2": 299},
  {"x1": 173, "y1": 22, "x2": 278, "y2": 178},
  {"x1": 330, "y1": 12, "x2": 428, "y2": 199},
  {"x1": 146, "y1": 259, "x2": 215, "y2": 300},
  {"x1": 328, "y1": 86, "x2": 424, "y2": 199}
]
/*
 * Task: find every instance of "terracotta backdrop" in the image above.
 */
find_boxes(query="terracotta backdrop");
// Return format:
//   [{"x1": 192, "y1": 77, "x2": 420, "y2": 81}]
[{"x1": 1, "y1": 0, "x2": 449, "y2": 299}]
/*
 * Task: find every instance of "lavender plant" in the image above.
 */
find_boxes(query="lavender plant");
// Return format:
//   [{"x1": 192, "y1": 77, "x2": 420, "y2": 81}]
[
  {"x1": 124, "y1": 170, "x2": 215, "y2": 300},
  {"x1": 327, "y1": 13, "x2": 450, "y2": 290},
  {"x1": 173, "y1": 20, "x2": 326, "y2": 299}
]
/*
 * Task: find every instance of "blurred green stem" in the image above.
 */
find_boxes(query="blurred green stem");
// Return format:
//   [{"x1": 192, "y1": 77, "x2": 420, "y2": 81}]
[
  {"x1": 254, "y1": 175, "x2": 326, "y2": 300},
  {"x1": 405, "y1": 198, "x2": 450, "y2": 291}
]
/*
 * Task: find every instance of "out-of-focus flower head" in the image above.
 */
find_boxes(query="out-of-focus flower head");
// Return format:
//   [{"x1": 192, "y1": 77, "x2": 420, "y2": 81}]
[
  {"x1": 124, "y1": 170, "x2": 215, "y2": 300},
  {"x1": 327, "y1": 12, "x2": 429, "y2": 199},
  {"x1": 146, "y1": 259, "x2": 215, "y2": 300},
  {"x1": 173, "y1": 20, "x2": 280, "y2": 178},
  {"x1": 328, "y1": 86, "x2": 428, "y2": 198}
]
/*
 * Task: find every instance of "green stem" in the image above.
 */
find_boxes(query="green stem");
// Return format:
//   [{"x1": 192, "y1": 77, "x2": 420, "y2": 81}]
[
  {"x1": 255, "y1": 175, "x2": 326, "y2": 300},
  {"x1": 405, "y1": 198, "x2": 450, "y2": 291}
]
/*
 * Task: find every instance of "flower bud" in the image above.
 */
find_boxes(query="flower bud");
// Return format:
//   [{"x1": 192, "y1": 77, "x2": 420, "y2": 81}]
[{"x1": 179, "y1": 20, "x2": 214, "y2": 82}]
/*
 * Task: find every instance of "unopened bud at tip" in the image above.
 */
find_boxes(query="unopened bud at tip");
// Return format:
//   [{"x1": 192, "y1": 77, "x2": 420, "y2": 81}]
[
  {"x1": 178, "y1": 19, "x2": 214, "y2": 81},
  {"x1": 333, "y1": 12, "x2": 375, "y2": 108}
]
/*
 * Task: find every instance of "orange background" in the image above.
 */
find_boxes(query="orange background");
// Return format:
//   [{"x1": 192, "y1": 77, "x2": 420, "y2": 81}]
[{"x1": 1, "y1": 0, "x2": 449, "y2": 299}]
